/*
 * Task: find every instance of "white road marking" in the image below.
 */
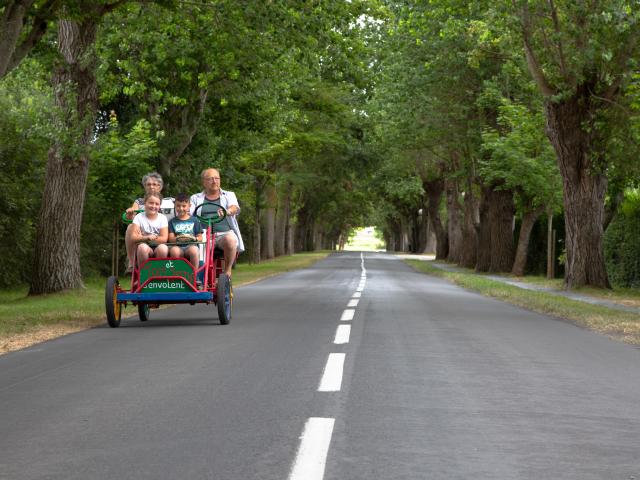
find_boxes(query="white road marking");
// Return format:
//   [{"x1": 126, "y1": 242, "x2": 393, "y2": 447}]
[
  {"x1": 288, "y1": 417, "x2": 335, "y2": 480},
  {"x1": 352, "y1": 292, "x2": 361, "y2": 298},
  {"x1": 356, "y1": 285, "x2": 364, "y2": 292},
  {"x1": 340, "y1": 309, "x2": 355, "y2": 321},
  {"x1": 347, "y1": 299, "x2": 359, "y2": 307},
  {"x1": 318, "y1": 353, "x2": 345, "y2": 392},
  {"x1": 333, "y1": 325, "x2": 351, "y2": 344}
]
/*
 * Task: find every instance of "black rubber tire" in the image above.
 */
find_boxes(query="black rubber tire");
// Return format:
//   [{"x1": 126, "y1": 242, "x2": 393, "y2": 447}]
[
  {"x1": 105, "y1": 276, "x2": 122, "y2": 328},
  {"x1": 138, "y1": 303, "x2": 150, "y2": 322},
  {"x1": 216, "y1": 273, "x2": 232, "y2": 325}
]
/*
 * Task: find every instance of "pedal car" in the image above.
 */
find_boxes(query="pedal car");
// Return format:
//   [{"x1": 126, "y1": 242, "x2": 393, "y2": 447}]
[{"x1": 105, "y1": 202, "x2": 233, "y2": 327}]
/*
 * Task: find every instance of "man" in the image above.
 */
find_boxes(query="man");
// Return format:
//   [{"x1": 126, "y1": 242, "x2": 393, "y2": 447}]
[{"x1": 190, "y1": 168, "x2": 244, "y2": 277}]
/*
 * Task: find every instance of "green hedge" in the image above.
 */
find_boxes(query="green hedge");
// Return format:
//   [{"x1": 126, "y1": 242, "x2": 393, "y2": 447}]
[{"x1": 605, "y1": 192, "x2": 640, "y2": 288}]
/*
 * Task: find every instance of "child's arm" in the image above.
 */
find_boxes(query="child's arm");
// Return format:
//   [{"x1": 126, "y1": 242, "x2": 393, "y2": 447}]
[
  {"x1": 156, "y1": 226, "x2": 169, "y2": 244},
  {"x1": 168, "y1": 232, "x2": 177, "y2": 243}
]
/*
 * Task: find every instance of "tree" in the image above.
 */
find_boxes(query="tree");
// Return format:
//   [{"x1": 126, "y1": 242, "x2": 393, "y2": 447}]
[
  {"x1": 511, "y1": 0, "x2": 640, "y2": 288},
  {"x1": 0, "y1": 0, "x2": 60, "y2": 78}
]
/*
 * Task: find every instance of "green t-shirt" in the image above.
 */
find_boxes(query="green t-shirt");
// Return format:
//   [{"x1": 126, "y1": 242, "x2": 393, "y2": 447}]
[{"x1": 200, "y1": 200, "x2": 231, "y2": 233}]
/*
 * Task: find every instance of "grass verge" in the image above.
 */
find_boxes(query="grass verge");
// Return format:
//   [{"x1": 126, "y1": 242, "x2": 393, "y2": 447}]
[
  {"x1": 405, "y1": 260, "x2": 640, "y2": 345},
  {"x1": 0, "y1": 251, "x2": 330, "y2": 355}
]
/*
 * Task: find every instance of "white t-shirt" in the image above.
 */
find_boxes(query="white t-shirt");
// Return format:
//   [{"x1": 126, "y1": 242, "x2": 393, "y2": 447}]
[{"x1": 133, "y1": 212, "x2": 168, "y2": 235}]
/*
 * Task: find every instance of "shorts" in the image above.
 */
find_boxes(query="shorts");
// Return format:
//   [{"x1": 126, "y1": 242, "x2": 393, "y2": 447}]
[
  {"x1": 174, "y1": 244, "x2": 199, "y2": 254},
  {"x1": 213, "y1": 230, "x2": 238, "y2": 249}
]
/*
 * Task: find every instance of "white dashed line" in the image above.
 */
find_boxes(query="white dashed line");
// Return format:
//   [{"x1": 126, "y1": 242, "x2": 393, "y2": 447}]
[
  {"x1": 333, "y1": 325, "x2": 351, "y2": 344},
  {"x1": 352, "y1": 292, "x2": 361, "y2": 298},
  {"x1": 340, "y1": 309, "x2": 355, "y2": 321},
  {"x1": 318, "y1": 353, "x2": 345, "y2": 392},
  {"x1": 288, "y1": 417, "x2": 335, "y2": 480},
  {"x1": 347, "y1": 299, "x2": 359, "y2": 307}
]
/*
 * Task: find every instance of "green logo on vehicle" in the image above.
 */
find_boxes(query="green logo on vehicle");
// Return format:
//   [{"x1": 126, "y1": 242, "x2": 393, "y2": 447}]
[{"x1": 140, "y1": 259, "x2": 195, "y2": 292}]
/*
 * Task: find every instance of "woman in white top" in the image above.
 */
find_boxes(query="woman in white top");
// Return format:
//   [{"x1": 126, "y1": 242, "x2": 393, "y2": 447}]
[{"x1": 130, "y1": 192, "x2": 169, "y2": 268}]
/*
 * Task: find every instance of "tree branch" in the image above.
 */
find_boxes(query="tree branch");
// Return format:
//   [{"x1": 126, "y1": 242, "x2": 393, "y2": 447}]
[{"x1": 517, "y1": 0, "x2": 556, "y2": 97}]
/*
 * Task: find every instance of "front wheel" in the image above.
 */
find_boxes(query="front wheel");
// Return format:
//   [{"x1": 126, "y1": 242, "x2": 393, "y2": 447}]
[
  {"x1": 105, "y1": 276, "x2": 122, "y2": 328},
  {"x1": 138, "y1": 303, "x2": 150, "y2": 322},
  {"x1": 216, "y1": 274, "x2": 232, "y2": 325}
]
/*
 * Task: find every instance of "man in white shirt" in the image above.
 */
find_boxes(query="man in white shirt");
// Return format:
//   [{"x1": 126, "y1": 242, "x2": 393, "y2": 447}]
[{"x1": 190, "y1": 168, "x2": 244, "y2": 277}]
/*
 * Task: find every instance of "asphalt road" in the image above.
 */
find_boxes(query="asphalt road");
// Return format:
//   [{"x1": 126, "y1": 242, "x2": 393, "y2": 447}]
[{"x1": 1, "y1": 252, "x2": 639, "y2": 480}]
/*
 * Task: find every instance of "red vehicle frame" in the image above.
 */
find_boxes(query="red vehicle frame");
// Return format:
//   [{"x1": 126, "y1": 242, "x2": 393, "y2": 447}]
[{"x1": 105, "y1": 203, "x2": 233, "y2": 327}]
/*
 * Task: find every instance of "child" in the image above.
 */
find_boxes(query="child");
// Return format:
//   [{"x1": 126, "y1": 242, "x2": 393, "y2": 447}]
[
  {"x1": 131, "y1": 192, "x2": 169, "y2": 268},
  {"x1": 168, "y1": 193, "x2": 202, "y2": 267},
  {"x1": 124, "y1": 172, "x2": 164, "y2": 273}
]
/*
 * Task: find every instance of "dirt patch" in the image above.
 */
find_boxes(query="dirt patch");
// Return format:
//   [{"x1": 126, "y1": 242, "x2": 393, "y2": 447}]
[{"x1": 0, "y1": 320, "x2": 102, "y2": 355}]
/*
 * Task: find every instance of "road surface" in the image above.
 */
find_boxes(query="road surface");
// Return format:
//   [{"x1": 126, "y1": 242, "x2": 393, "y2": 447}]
[{"x1": 1, "y1": 252, "x2": 639, "y2": 479}]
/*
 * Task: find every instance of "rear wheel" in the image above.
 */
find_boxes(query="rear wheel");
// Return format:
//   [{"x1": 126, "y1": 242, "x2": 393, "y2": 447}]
[
  {"x1": 216, "y1": 274, "x2": 232, "y2": 325},
  {"x1": 105, "y1": 276, "x2": 122, "y2": 328},
  {"x1": 138, "y1": 303, "x2": 150, "y2": 322}
]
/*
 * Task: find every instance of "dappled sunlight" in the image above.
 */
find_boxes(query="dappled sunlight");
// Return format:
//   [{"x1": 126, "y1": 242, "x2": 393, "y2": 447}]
[{"x1": 342, "y1": 227, "x2": 385, "y2": 252}]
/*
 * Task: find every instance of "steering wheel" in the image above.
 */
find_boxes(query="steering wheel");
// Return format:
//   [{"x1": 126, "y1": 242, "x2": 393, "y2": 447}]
[
  {"x1": 121, "y1": 209, "x2": 144, "y2": 224},
  {"x1": 194, "y1": 202, "x2": 228, "y2": 226}
]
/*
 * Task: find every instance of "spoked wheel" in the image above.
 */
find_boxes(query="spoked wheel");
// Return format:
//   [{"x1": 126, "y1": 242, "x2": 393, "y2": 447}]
[
  {"x1": 105, "y1": 276, "x2": 122, "y2": 328},
  {"x1": 138, "y1": 303, "x2": 150, "y2": 322},
  {"x1": 216, "y1": 273, "x2": 232, "y2": 325}
]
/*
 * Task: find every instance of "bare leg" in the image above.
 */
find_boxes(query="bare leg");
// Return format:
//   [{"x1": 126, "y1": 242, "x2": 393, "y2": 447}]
[
  {"x1": 154, "y1": 244, "x2": 169, "y2": 258},
  {"x1": 137, "y1": 243, "x2": 153, "y2": 268},
  {"x1": 169, "y1": 246, "x2": 182, "y2": 258},
  {"x1": 185, "y1": 245, "x2": 199, "y2": 266},
  {"x1": 125, "y1": 224, "x2": 136, "y2": 270},
  {"x1": 220, "y1": 234, "x2": 238, "y2": 277}
]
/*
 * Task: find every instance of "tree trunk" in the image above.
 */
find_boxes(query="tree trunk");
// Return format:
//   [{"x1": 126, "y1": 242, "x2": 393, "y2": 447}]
[
  {"x1": 261, "y1": 183, "x2": 276, "y2": 260},
  {"x1": 544, "y1": 88, "x2": 611, "y2": 288},
  {"x1": 274, "y1": 185, "x2": 290, "y2": 257},
  {"x1": 30, "y1": 18, "x2": 98, "y2": 294},
  {"x1": 475, "y1": 186, "x2": 491, "y2": 272},
  {"x1": 512, "y1": 205, "x2": 544, "y2": 276},
  {"x1": 446, "y1": 178, "x2": 463, "y2": 263},
  {"x1": 460, "y1": 183, "x2": 478, "y2": 268},
  {"x1": 425, "y1": 178, "x2": 448, "y2": 259},
  {"x1": 488, "y1": 188, "x2": 515, "y2": 273}
]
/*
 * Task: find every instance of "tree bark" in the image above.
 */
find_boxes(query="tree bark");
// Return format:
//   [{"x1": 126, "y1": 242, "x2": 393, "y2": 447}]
[
  {"x1": 475, "y1": 186, "x2": 491, "y2": 272},
  {"x1": 488, "y1": 188, "x2": 515, "y2": 273},
  {"x1": 274, "y1": 185, "x2": 290, "y2": 257},
  {"x1": 30, "y1": 17, "x2": 98, "y2": 294},
  {"x1": 424, "y1": 178, "x2": 448, "y2": 259},
  {"x1": 544, "y1": 86, "x2": 611, "y2": 288},
  {"x1": 512, "y1": 205, "x2": 544, "y2": 276},
  {"x1": 261, "y1": 183, "x2": 276, "y2": 260},
  {"x1": 446, "y1": 178, "x2": 463, "y2": 263},
  {"x1": 460, "y1": 182, "x2": 478, "y2": 269}
]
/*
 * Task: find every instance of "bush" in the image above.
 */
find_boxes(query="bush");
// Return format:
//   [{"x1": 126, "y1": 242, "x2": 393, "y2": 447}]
[{"x1": 605, "y1": 191, "x2": 640, "y2": 288}]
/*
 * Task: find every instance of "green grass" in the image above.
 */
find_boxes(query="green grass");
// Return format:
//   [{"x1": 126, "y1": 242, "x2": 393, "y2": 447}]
[
  {"x1": 406, "y1": 260, "x2": 640, "y2": 345},
  {"x1": 0, "y1": 251, "x2": 330, "y2": 353}
]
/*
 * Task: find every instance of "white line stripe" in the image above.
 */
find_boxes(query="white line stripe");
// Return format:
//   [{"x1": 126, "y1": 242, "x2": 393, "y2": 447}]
[
  {"x1": 318, "y1": 353, "x2": 345, "y2": 392},
  {"x1": 340, "y1": 309, "x2": 355, "y2": 321},
  {"x1": 347, "y1": 299, "x2": 359, "y2": 307},
  {"x1": 356, "y1": 286, "x2": 364, "y2": 292},
  {"x1": 288, "y1": 417, "x2": 335, "y2": 480},
  {"x1": 352, "y1": 292, "x2": 361, "y2": 298},
  {"x1": 334, "y1": 325, "x2": 351, "y2": 344}
]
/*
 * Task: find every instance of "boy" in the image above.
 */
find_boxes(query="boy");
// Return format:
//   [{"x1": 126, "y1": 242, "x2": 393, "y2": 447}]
[{"x1": 168, "y1": 193, "x2": 203, "y2": 267}]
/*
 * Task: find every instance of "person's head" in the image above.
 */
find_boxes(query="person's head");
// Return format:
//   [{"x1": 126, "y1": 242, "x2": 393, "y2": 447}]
[
  {"x1": 141, "y1": 172, "x2": 163, "y2": 194},
  {"x1": 143, "y1": 192, "x2": 162, "y2": 217},
  {"x1": 174, "y1": 193, "x2": 191, "y2": 219},
  {"x1": 201, "y1": 168, "x2": 221, "y2": 196}
]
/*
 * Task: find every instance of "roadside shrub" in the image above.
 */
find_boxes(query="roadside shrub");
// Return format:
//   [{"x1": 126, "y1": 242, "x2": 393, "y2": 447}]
[{"x1": 605, "y1": 191, "x2": 640, "y2": 288}]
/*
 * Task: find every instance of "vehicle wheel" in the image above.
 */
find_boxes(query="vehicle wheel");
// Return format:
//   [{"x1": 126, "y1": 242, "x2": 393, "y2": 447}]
[
  {"x1": 105, "y1": 276, "x2": 122, "y2": 328},
  {"x1": 216, "y1": 273, "x2": 232, "y2": 325},
  {"x1": 138, "y1": 303, "x2": 150, "y2": 322}
]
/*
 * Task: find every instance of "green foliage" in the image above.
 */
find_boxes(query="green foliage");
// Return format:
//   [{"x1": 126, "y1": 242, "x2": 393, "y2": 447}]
[
  {"x1": 0, "y1": 59, "x2": 52, "y2": 287},
  {"x1": 81, "y1": 114, "x2": 157, "y2": 275},
  {"x1": 605, "y1": 191, "x2": 640, "y2": 287}
]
